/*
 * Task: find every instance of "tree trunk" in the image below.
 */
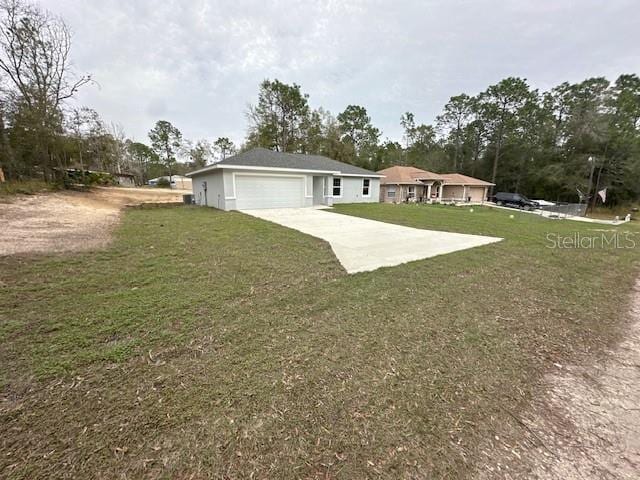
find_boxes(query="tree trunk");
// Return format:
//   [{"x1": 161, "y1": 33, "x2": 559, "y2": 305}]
[
  {"x1": 470, "y1": 130, "x2": 482, "y2": 177},
  {"x1": 490, "y1": 127, "x2": 502, "y2": 195},
  {"x1": 77, "y1": 139, "x2": 87, "y2": 184},
  {"x1": 0, "y1": 103, "x2": 14, "y2": 179},
  {"x1": 453, "y1": 120, "x2": 461, "y2": 171}
]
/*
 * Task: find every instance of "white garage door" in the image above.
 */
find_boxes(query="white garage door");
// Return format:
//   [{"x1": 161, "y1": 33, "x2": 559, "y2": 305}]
[{"x1": 235, "y1": 175, "x2": 305, "y2": 209}]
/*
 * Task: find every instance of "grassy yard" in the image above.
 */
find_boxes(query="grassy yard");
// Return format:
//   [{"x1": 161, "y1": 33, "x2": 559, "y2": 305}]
[{"x1": 1, "y1": 203, "x2": 638, "y2": 479}]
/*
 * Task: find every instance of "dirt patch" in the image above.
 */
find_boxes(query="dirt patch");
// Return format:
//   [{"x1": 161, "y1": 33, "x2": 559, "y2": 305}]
[
  {"x1": 0, "y1": 186, "x2": 188, "y2": 256},
  {"x1": 478, "y1": 278, "x2": 640, "y2": 479}
]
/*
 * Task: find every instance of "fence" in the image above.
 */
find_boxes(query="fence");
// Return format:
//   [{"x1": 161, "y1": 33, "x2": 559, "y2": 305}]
[{"x1": 538, "y1": 202, "x2": 587, "y2": 218}]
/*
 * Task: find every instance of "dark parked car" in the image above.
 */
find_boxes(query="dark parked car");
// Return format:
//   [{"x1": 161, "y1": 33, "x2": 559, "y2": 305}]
[{"x1": 493, "y1": 192, "x2": 539, "y2": 210}]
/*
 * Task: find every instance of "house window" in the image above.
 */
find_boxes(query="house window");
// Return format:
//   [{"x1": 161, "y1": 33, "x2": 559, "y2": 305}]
[
  {"x1": 362, "y1": 178, "x2": 371, "y2": 196},
  {"x1": 332, "y1": 177, "x2": 342, "y2": 197},
  {"x1": 387, "y1": 186, "x2": 396, "y2": 198},
  {"x1": 408, "y1": 186, "x2": 416, "y2": 198}
]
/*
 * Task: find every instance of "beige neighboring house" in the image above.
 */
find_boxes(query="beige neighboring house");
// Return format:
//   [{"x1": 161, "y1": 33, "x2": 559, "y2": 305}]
[{"x1": 377, "y1": 166, "x2": 494, "y2": 204}]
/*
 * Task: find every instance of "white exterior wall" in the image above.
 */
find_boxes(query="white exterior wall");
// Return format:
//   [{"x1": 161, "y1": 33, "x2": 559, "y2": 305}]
[
  {"x1": 192, "y1": 170, "x2": 225, "y2": 209},
  {"x1": 172, "y1": 176, "x2": 192, "y2": 190},
  {"x1": 331, "y1": 176, "x2": 380, "y2": 204},
  {"x1": 190, "y1": 169, "x2": 380, "y2": 210}
]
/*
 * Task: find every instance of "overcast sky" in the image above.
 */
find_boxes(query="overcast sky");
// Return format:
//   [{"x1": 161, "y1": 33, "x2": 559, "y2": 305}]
[{"x1": 42, "y1": 0, "x2": 639, "y2": 147}]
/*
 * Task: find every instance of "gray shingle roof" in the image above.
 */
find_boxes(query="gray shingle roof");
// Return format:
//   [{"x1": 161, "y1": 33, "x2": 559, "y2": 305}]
[{"x1": 188, "y1": 148, "x2": 380, "y2": 177}]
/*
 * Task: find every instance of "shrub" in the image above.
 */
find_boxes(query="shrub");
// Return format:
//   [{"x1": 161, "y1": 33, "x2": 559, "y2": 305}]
[
  {"x1": 156, "y1": 177, "x2": 171, "y2": 188},
  {"x1": 62, "y1": 170, "x2": 115, "y2": 187},
  {"x1": 0, "y1": 180, "x2": 59, "y2": 198}
]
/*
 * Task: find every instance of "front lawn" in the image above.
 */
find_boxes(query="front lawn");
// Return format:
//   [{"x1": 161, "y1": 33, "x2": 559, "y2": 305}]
[{"x1": 1, "y1": 204, "x2": 638, "y2": 479}]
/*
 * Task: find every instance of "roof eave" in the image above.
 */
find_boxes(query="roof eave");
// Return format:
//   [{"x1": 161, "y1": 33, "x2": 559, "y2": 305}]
[
  {"x1": 338, "y1": 172, "x2": 385, "y2": 178},
  {"x1": 188, "y1": 164, "x2": 383, "y2": 177},
  {"x1": 442, "y1": 182, "x2": 494, "y2": 186},
  {"x1": 380, "y1": 180, "x2": 422, "y2": 185},
  {"x1": 186, "y1": 165, "x2": 222, "y2": 177}
]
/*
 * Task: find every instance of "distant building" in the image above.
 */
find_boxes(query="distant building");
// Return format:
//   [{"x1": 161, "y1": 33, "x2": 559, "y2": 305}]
[
  {"x1": 377, "y1": 166, "x2": 494, "y2": 203},
  {"x1": 148, "y1": 175, "x2": 192, "y2": 190},
  {"x1": 114, "y1": 172, "x2": 136, "y2": 187}
]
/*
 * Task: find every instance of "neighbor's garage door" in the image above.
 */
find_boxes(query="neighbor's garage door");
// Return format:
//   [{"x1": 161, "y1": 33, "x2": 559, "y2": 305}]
[
  {"x1": 468, "y1": 186, "x2": 486, "y2": 202},
  {"x1": 235, "y1": 175, "x2": 305, "y2": 209}
]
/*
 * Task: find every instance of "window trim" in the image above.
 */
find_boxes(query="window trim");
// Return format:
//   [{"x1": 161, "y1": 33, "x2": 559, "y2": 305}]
[
  {"x1": 407, "y1": 185, "x2": 416, "y2": 198},
  {"x1": 332, "y1": 177, "x2": 342, "y2": 198},
  {"x1": 362, "y1": 178, "x2": 371, "y2": 197}
]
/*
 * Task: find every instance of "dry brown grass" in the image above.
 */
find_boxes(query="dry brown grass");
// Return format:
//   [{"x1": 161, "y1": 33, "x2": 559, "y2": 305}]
[{"x1": 0, "y1": 186, "x2": 186, "y2": 255}]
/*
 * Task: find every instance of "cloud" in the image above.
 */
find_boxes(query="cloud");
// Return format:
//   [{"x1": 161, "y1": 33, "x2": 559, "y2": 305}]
[{"x1": 42, "y1": 0, "x2": 640, "y2": 146}]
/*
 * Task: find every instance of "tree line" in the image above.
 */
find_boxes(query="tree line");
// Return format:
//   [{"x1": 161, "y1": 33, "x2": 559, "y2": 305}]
[
  {"x1": 0, "y1": 0, "x2": 236, "y2": 185},
  {"x1": 1, "y1": 0, "x2": 638, "y2": 205},
  {"x1": 244, "y1": 77, "x2": 640, "y2": 205}
]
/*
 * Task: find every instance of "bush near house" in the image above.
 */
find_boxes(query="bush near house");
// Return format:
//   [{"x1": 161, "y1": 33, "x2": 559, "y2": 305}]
[{"x1": 155, "y1": 177, "x2": 172, "y2": 188}]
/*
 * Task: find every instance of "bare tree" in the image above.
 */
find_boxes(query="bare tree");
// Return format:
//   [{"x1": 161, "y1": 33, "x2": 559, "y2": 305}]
[
  {"x1": 0, "y1": 0, "x2": 91, "y2": 108},
  {"x1": 109, "y1": 122, "x2": 128, "y2": 173},
  {"x1": 0, "y1": 0, "x2": 91, "y2": 178}
]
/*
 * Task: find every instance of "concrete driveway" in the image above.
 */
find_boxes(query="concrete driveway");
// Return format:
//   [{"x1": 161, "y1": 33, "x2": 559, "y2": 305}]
[{"x1": 242, "y1": 208, "x2": 502, "y2": 274}]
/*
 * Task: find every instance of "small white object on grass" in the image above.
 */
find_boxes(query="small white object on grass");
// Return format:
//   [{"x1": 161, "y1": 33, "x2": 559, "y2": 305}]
[
  {"x1": 509, "y1": 214, "x2": 515, "y2": 219},
  {"x1": 469, "y1": 208, "x2": 474, "y2": 213}
]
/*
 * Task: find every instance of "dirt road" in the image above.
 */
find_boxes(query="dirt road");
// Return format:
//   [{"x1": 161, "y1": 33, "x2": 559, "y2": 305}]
[
  {"x1": 0, "y1": 187, "x2": 188, "y2": 256},
  {"x1": 479, "y1": 278, "x2": 640, "y2": 479}
]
